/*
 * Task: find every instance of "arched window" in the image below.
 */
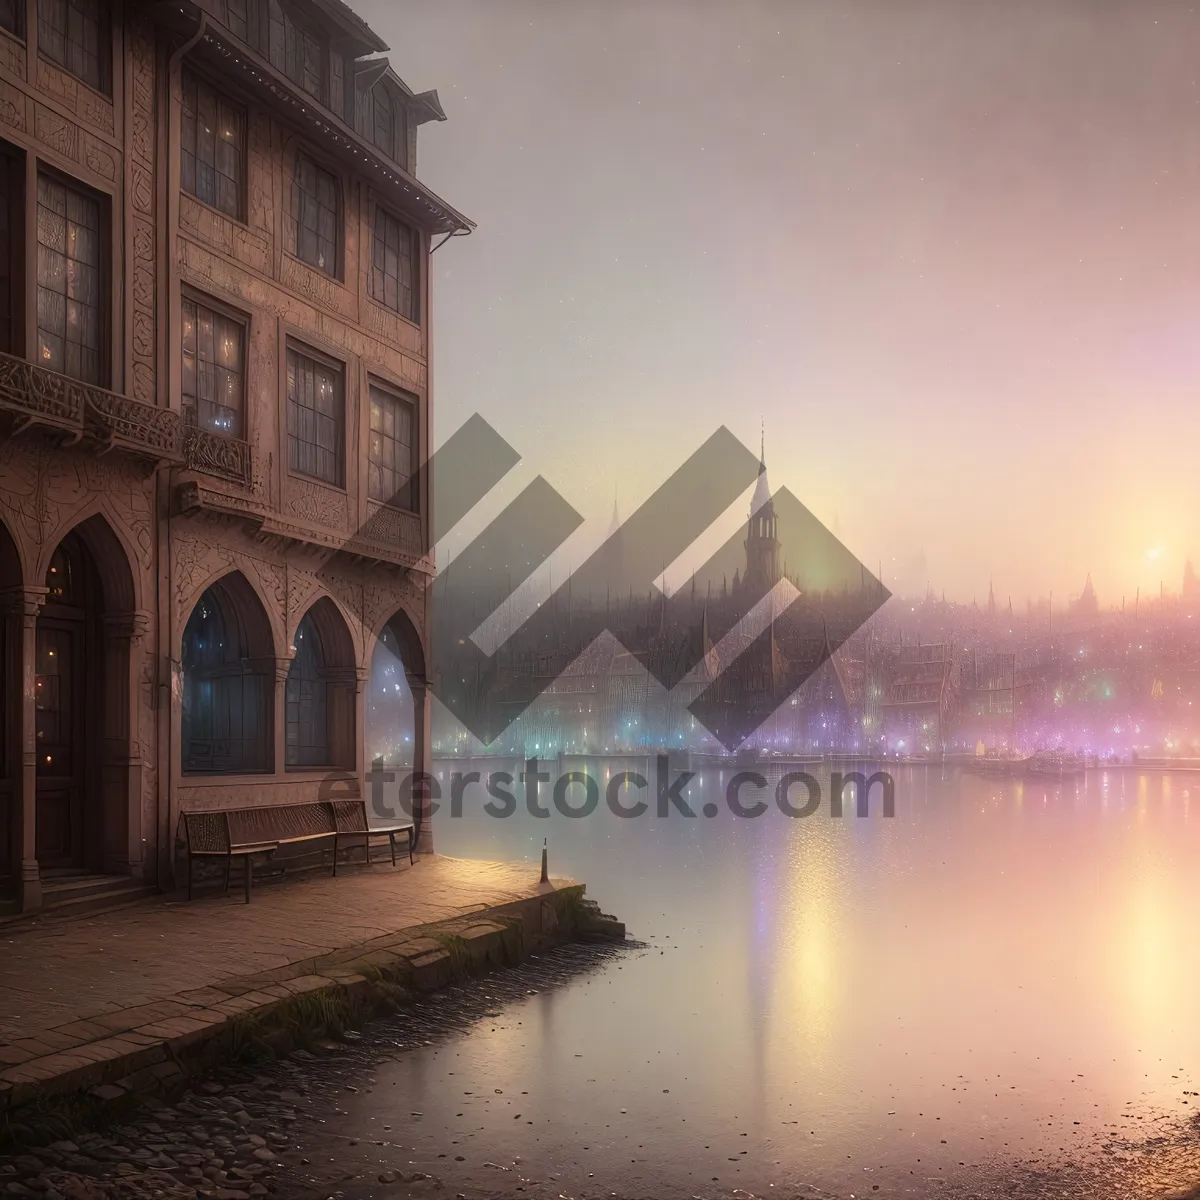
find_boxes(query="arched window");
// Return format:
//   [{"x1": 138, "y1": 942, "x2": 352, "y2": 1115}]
[
  {"x1": 371, "y1": 84, "x2": 393, "y2": 158},
  {"x1": 285, "y1": 611, "x2": 328, "y2": 767},
  {"x1": 366, "y1": 621, "x2": 415, "y2": 771},
  {"x1": 181, "y1": 577, "x2": 273, "y2": 774},
  {"x1": 285, "y1": 598, "x2": 355, "y2": 770}
]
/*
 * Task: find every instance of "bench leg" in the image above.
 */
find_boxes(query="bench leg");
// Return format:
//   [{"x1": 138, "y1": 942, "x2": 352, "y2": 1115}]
[
  {"x1": 187, "y1": 853, "x2": 193, "y2": 902},
  {"x1": 224, "y1": 853, "x2": 232, "y2": 896},
  {"x1": 332, "y1": 834, "x2": 339, "y2": 877},
  {"x1": 244, "y1": 857, "x2": 253, "y2": 904}
]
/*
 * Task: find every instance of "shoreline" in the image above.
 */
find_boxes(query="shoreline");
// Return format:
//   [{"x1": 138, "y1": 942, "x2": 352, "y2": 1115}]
[{"x1": 0, "y1": 857, "x2": 624, "y2": 1134}]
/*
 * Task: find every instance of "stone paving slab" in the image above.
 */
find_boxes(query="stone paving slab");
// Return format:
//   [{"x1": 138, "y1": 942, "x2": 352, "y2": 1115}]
[{"x1": 0, "y1": 855, "x2": 577, "y2": 1109}]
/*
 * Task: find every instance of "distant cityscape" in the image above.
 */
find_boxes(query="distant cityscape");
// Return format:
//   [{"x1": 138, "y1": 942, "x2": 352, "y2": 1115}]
[{"x1": 405, "y1": 452, "x2": 1200, "y2": 766}]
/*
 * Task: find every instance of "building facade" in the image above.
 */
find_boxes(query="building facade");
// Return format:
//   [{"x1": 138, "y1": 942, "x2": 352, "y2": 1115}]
[{"x1": 0, "y1": 0, "x2": 470, "y2": 911}]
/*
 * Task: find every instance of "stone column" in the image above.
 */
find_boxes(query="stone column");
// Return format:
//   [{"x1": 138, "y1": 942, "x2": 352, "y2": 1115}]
[
  {"x1": 353, "y1": 665, "x2": 368, "y2": 790},
  {"x1": 1, "y1": 586, "x2": 46, "y2": 912},
  {"x1": 273, "y1": 657, "x2": 292, "y2": 775},
  {"x1": 99, "y1": 611, "x2": 149, "y2": 877},
  {"x1": 410, "y1": 677, "x2": 433, "y2": 855}
]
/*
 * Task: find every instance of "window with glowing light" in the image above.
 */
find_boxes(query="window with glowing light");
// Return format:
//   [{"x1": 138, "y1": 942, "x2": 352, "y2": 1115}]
[
  {"x1": 181, "y1": 69, "x2": 245, "y2": 221},
  {"x1": 367, "y1": 384, "x2": 416, "y2": 509},
  {"x1": 182, "y1": 293, "x2": 246, "y2": 439},
  {"x1": 36, "y1": 172, "x2": 103, "y2": 385},
  {"x1": 286, "y1": 343, "x2": 344, "y2": 486}
]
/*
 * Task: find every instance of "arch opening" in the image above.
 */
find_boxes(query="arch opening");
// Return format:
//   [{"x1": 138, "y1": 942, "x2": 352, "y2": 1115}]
[
  {"x1": 0, "y1": 518, "x2": 19, "y2": 882},
  {"x1": 285, "y1": 596, "x2": 355, "y2": 770},
  {"x1": 181, "y1": 572, "x2": 274, "y2": 775},
  {"x1": 35, "y1": 516, "x2": 137, "y2": 873}
]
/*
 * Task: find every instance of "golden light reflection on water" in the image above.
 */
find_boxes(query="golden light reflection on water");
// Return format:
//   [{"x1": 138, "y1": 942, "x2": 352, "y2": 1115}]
[
  {"x1": 427, "y1": 761, "x2": 1200, "y2": 1184},
  {"x1": 774, "y1": 824, "x2": 841, "y2": 1058}
]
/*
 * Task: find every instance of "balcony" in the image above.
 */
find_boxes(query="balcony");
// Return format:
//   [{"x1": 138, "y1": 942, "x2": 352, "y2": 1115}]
[
  {"x1": 180, "y1": 423, "x2": 253, "y2": 487},
  {"x1": 0, "y1": 351, "x2": 183, "y2": 466},
  {"x1": 0, "y1": 350, "x2": 260, "y2": 490}
]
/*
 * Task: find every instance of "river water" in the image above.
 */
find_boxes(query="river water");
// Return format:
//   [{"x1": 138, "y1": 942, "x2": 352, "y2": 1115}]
[{"x1": 308, "y1": 763, "x2": 1200, "y2": 1198}]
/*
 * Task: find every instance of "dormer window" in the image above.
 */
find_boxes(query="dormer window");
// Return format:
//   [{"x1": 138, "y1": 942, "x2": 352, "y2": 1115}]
[
  {"x1": 353, "y1": 77, "x2": 406, "y2": 169},
  {"x1": 195, "y1": 0, "x2": 247, "y2": 42},
  {"x1": 371, "y1": 87, "x2": 392, "y2": 158},
  {"x1": 268, "y1": 0, "x2": 326, "y2": 103}
]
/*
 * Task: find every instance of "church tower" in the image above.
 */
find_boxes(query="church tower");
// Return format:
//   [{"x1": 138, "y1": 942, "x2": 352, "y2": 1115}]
[{"x1": 744, "y1": 432, "x2": 781, "y2": 592}]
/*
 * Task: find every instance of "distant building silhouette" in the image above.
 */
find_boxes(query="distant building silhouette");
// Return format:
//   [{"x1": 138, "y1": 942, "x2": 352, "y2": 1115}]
[{"x1": 743, "y1": 437, "x2": 781, "y2": 592}]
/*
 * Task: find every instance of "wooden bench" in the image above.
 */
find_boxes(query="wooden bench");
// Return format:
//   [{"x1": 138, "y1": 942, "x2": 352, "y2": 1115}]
[{"x1": 180, "y1": 800, "x2": 415, "y2": 903}]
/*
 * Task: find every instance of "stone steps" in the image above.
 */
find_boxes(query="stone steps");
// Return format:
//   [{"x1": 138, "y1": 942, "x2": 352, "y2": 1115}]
[{"x1": 40, "y1": 875, "x2": 161, "y2": 920}]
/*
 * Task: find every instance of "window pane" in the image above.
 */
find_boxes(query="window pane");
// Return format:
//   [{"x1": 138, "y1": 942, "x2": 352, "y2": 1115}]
[
  {"x1": 0, "y1": 0, "x2": 20, "y2": 36},
  {"x1": 181, "y1": 586, "x2": 271, "y2": 774},
  {"x1": 182, "y1": 294, "x2": 245, "y2": 438},
  {"x1": 372, "y1": 86, "x2": 392, "y2": 156},
  {"x1": 368, "y1": 208, "x2": 417, "y2": 322},
  {"x1": 282, "y1": 9, "x2": 325, "y2": 102},
  {"x1": 366, "y1": 385, "x2": 416, "y2": 508},
  {"x1": 291, "y1": 155, "x2": 338, "y2": 276},
  {"x1": 39, "y1": 0, "x2": 108, "y2": 93},
  {"x1": 287, "y1": 345, "x2": 344, "y2": 486},
  {"x1": 0, "y1": 151, "x2": 17, "y2": 355},
  {"x1": 181, "y1": 69, "x2": 245, "y2": 220},
  {"x1": 36, "y1": 174, "x2": 101, "y2": 383}
]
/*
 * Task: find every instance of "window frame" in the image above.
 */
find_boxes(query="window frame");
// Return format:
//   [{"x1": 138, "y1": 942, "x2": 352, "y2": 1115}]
[
  {"x1": 181, "y1": 287, "x2": 249, "y2": 440},
  {"x1": 181, "y1": 584, "x2": 273, "y2": 776},
  {"x1": 285, "y1": 338, "x2": 345, "y2": 489},
  {"x1": 34, "y1": 166, "x2": 109, "y2": 387},
  {"x1": 366, "y1": 380, "x2": 418, "y2": 512},
  {"x1": 37, "y1": 0, "x2": 111, "y2": 95},
  {"x1": 0, "y1": 139, "x2": 25, "y2": 359},
  {"x1": 180, "y1": 66, "x2": 248, "y2": 223},
  {"x1": 288, "y1": 149, "x2": 342, "y2": 279},
  {"x1": 368, "y1": 202, "x2": 419, "y2": 325},
  {"x1": 0, "y1": 0, "x2": 24, "y2": 41},
  {"x1": 284, "y1": 609, "x2": 331, "y2": 769}
]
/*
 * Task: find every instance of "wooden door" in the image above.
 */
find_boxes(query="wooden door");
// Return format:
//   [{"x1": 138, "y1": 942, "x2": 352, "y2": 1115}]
[{"x1": 35, "y1": 616, "x2": 84, "y2": 867}]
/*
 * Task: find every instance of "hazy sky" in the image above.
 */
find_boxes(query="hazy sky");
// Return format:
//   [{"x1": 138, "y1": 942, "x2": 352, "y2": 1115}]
[{"x1": 360, "y1": 0, "x2": 1200, "y2": 606}]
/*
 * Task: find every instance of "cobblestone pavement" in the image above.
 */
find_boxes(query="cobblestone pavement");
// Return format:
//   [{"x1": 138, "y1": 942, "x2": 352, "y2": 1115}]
[
  {"x1": 0, "y1": 858, "x2": 542, "y2": 1045},
  {"x1": 0, "y1": 857, "x2": 563, "y2": 1109}
]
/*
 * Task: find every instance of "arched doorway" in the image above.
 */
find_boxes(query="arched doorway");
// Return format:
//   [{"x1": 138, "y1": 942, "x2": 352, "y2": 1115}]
[
  {"x1": 181, "y1": 573, "x2": 274, "y2": 775},
  {"x1": 0, "y1": 518, "x2": 20, "y2": 886},
  {"x1": 367, "y1": 608, "x2": 427, "y2": 840},
  {"x1": 35, "y1": 514, "x2": 139, "y2": 873},
  {"x1": 285, "y1": 597, "x2": 355, "y2": 770},
  {"x1": 34, "y1": 532, "x2": 97, "y2": 866},
  {"x1": 366, "y1": 621, "x2": 417, "y2": 771}
]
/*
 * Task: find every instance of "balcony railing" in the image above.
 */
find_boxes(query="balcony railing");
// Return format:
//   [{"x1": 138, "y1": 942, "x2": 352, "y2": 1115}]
[
  {"x1": 180, "y1": 422, "x2": 253, "y2": 487},
  {"x1": 0, "y1": 351, "x2": 253, "y2": 487},
  {"x1": 0, "y1": 351, "x2": 182, "y2": 464}
]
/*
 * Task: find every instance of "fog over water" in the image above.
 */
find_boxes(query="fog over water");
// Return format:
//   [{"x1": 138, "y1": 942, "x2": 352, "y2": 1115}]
[{"x1": 311, "y1": 763, "x2": 1200, "y2": 1197}]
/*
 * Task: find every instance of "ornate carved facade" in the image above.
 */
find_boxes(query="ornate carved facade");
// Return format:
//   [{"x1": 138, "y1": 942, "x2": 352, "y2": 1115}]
[{"x1": 0, "y1": 0, "x2": 470, "y2": 911}]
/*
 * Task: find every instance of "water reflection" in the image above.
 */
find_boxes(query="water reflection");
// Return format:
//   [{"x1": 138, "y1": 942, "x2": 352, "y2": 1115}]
[{"x1": 331, "y1": 764, "x2": 1200, "y2": 1195}]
